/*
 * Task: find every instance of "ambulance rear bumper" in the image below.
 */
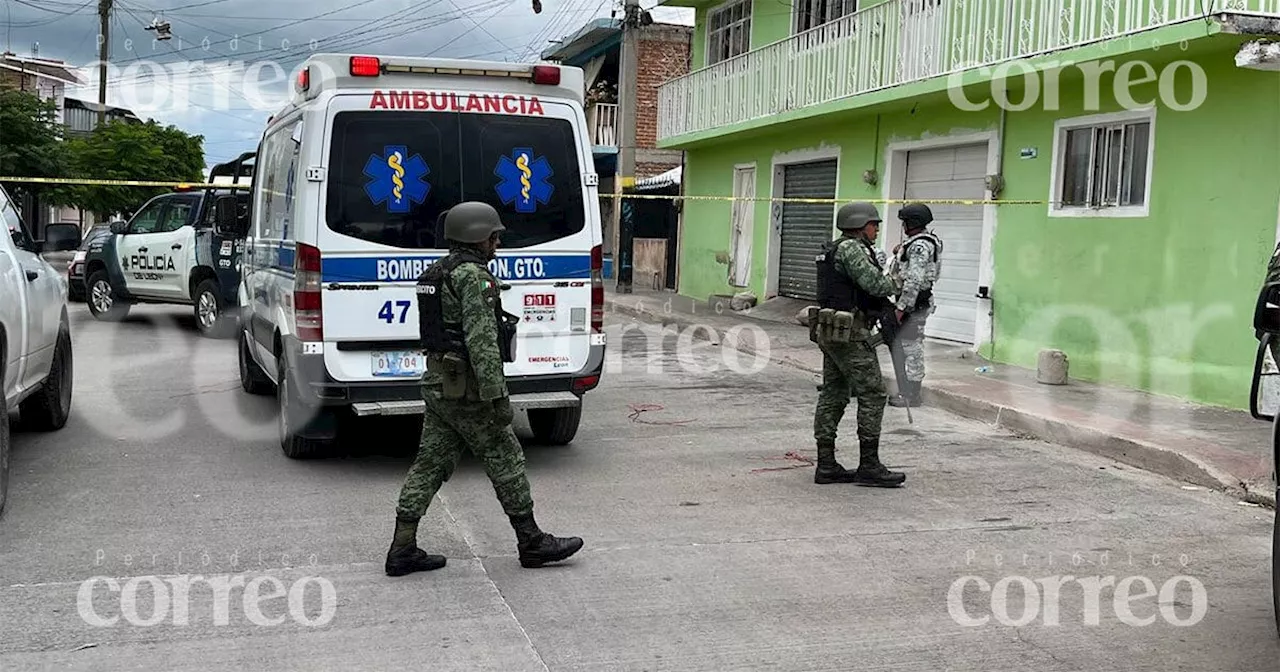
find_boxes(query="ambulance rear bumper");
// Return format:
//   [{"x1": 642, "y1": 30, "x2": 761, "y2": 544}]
[
  {"x1": 282, "y1": 335, "x2": 605, "y2": 416},
  {"x1": 351, "y1": 391, "x2": 581, "y2": 417}
]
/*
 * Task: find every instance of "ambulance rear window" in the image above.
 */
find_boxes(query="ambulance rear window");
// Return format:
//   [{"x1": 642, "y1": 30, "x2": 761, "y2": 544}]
[{"x1": 325, "y1": 110, "x2": 586, "y2": 249}]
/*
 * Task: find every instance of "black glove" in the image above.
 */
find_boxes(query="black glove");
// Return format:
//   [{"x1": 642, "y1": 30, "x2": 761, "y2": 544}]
[{"x1": 493, "y1": 396, "x2": 513, "y2": 425}]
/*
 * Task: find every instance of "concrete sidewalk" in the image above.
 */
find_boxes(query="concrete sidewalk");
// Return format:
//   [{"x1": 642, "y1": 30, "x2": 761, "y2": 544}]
[{"x1": 605, "y1": 286, "x2": 1277, "y2": 507}]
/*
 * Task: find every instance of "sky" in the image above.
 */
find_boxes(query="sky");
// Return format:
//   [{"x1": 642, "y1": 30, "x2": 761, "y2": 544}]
[{"x1": 3, "y1": 0, "x2": 693, "y2": 174}]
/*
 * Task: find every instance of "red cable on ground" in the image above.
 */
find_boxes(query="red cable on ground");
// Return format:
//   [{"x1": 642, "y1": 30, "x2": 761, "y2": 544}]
[
  {"x1": 750, "y1": 451, "x2": 816, "y2": 473},
  {"x1": 627, "y1": 403, "x2": 695, "y2": 426}
]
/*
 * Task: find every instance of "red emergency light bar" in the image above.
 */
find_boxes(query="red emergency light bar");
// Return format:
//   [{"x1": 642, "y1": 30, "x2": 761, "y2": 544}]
[
  {"x1": 346, "y1": 55, "x2": 560, "y2": 85},
  {"x1": 350, "y1": 56, "x2": 381, "y2": 77}
]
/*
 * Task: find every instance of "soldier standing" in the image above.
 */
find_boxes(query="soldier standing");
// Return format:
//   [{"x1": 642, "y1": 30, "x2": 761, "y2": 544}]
[
  {"x1": 386, "y1": 201, "x2": 583, "y2": 576},
  {"x1": 887, "y1": 203, "x2": 943, "y2": 408},
  {"x1": 810, "y1": 202, "x2": 907, "y2": 488}
]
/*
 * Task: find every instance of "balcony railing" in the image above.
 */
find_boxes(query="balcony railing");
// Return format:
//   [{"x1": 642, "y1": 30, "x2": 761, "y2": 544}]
[
  {"x1": 589, "y1": 102, "x2": 619, "y2": 146},
  {"x1": 658, "y1": 0, "x2": 1280, "y2": 141}
]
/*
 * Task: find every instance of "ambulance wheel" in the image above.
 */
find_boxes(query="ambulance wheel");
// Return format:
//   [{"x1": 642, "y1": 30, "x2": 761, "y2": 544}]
[
  {"x1": 86, "y1": 270, "x2": 129, "y2": 322},
  {"x1": 194, "y1": 280, "x2": 234, "y2": 339},
  {"x1": 528, "y1": 405, "x2": 581, "y2": 445},
  {"x1": 277, "y1": 357, "x2": 330, "y2": 459},
  {"x1": 238, "y1": 329, "x2": 273, "y2": 396}
]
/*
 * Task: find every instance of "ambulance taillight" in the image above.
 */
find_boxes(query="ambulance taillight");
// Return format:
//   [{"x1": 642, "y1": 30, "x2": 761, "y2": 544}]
[
  {"x1": 295, "y1": 242, "x2": 324, "y2": 341},
  {"x1": 590, "y1": 244, "x2": 603, "y2": 333}
]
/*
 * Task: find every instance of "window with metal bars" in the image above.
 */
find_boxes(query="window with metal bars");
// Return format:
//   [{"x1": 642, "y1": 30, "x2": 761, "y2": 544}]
[
  {"x1": 1055, "y1": 113, "x2": 1152, "y2": 215},
  {"x1": 706, "y1": 0, "x2": 752, "y2": 65}
]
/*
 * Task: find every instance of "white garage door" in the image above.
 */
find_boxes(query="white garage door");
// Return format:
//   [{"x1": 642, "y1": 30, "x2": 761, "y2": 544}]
[{"x1": 903, "y1": 143, "x2": 986, "y2": 344}]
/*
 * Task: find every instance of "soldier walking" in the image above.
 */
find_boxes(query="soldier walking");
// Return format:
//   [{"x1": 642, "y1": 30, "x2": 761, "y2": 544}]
[
  {"x1": 810, "y1": 202, "x2": 907, "y2": 488},
  {"x1": 887, "y1": 203, "x2": 943, "y2": 408},
  {"x1": 386, "y1": 201, "x2": 583, "y2": 576}
]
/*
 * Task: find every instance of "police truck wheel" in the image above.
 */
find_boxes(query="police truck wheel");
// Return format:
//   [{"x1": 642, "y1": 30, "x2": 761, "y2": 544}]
[
  {"x1": 238, "y1": 329, "x2": 273, "y2": 395},
  {"x1": 0, "y1": 364, "x2": 10, "y2": 519},
  {"x1": 277, "y1": 357, "x2": 328, "y2": 459},
  {"x1": 194, "y1": 280, "x2": 233, "y2": 339},
  {"x1": 528, "y1": 405, "x2": 581, "y2": 445},
  {"x1": 86, "y1": 271, "x2": 129, "y2": 322},
  {"x1": 18, "y1": 325, "x2": 72, "y2": 432}
]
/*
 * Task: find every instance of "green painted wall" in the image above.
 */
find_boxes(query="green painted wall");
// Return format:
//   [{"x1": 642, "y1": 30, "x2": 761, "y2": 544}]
[{"x1": 677, "y1": 37, "x2": 1280, "y2": 408}]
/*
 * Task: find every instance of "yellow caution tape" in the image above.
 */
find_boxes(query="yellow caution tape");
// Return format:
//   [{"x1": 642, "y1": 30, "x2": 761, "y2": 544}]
[
  {"x1": 612, "y1": 192, "x2": 1049, "y2": 205},
  {"x1": 0, "y1": 176, "x2": 248, "y2": 189},
  {"x1": 0, "y1": 175, "x2": 1049, "y2": 205}
]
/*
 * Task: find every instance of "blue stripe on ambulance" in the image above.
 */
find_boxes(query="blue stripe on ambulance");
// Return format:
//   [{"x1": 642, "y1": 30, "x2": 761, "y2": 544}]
[{"x1": 319, "y1": 254, "x2": 591, "y2": 283}]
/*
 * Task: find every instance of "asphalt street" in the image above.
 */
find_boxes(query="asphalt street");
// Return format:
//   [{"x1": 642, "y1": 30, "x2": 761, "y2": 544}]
[{"x1": 1, "y1": 304, "x2": 1278, "y2": 671}]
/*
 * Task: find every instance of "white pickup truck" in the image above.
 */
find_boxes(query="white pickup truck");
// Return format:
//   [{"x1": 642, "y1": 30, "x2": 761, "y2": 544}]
[{"x1": 0, "y1": 184, "x2": 76, "y2": 516}]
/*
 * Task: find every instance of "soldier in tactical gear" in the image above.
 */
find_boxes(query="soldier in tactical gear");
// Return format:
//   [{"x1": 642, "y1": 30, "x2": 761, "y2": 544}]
[
  {"x1": 387, "y1": 201, "x2": 584, "y2": 576},
  {"x1": 886, "y1": 203, "x2": 943, "y2": 408},
  {"x1": 808, "y1": 201, "x2": 907, "y2": 487}
]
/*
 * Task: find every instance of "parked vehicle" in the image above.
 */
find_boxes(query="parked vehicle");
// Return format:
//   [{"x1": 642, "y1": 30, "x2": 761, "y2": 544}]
[
  {"x1": 66, "y1": 223, "x2": 115, "y2": 302},
  {"x1": 37, "y1": 222, "x2": 84, "y2": 275},
  {"x1": 1249, "y1": 278, "x2": 1280, "y2": 635},
  {"x1": 81, "y1": 153, "x2": 254, "y2": 337},
  {"x1": 0, "y1": 184, "x2": 76, "y2": 516},
  {"x1": 237, "y1": 53, "x2": 606, "y2": 458}
]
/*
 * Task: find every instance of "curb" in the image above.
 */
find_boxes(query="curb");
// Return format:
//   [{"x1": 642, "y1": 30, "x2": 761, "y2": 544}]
[{"x1": 607, "y1": 297, "x2": 1277, "y2": 509}]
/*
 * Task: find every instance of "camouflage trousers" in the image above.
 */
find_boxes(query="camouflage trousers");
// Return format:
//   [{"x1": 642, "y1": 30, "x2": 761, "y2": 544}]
[
  {"x1": 893, "y1": 311, "x2": 928, "y2": 382},
  {"x1": 813, "y1": 339, "x2": 888, "y2": 444},
  {"x1": 396, "y1": 388, "x2": 534, "y2": 520}
]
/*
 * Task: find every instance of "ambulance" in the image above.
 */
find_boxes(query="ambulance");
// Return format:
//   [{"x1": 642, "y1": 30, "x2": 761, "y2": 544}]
[{"x1": 233, "y1": 53, "x2": 606, "y2": 459}]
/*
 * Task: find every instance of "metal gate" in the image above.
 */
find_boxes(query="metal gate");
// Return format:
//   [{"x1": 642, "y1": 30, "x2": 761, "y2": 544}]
[{"x1": 777, "y1": 159, "x2": 838, "y2": 300}]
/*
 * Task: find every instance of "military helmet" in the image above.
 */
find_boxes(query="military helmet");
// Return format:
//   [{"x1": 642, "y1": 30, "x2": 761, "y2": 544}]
[
  {"x1": 835, "y1": 201, "x2": 882, "y2": 231},
  {"x1": 899, "y1": 202, "x2": 933, "y2": 229},
  {"x1": 443, "y1": 201, "x2": 506, "y2": 244}
]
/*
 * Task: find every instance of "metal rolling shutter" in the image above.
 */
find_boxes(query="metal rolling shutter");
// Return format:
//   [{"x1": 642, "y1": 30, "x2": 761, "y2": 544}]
[
  {"x1": 777, "y1": 159, "x2": 838, "y2": 300},
  {"x1": 903, "y1": 144, "x2": 986, "y2": 344}
]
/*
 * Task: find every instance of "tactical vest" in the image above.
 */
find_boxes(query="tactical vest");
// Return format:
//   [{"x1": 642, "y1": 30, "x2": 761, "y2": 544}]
[
  {"x1": 416, "y1": 250, "x2": 518, "y2": 362},
  {"x1": 815, "y1": 236, "x2": 885, "y2": 315},
  {"x1": 898, "y1": 230, "x2": 942, "y2": 264},
  {"x1": 897, "y1": 230, "x2": 942, "y2": 311}
]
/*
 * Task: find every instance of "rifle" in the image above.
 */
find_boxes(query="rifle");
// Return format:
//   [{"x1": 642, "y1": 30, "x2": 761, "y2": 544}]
[{"x1": 876, "y1": 305, "x2": 913, "y2": 424}]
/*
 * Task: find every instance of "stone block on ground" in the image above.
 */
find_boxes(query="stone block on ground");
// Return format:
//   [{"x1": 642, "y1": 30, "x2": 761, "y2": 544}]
[
  {"x1": 730, "y1": 292, "x2": 757, "y2": 312},
  {"x1": 1037, "y1": 349, "x2": 1069, "y2": 385}
]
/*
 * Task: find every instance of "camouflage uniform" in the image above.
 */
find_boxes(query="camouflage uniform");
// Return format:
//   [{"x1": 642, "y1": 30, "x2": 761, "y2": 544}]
[
  {"x1": 887, "y1": 204, "x2": 942, "y2": 407},
  {"x1": 395, "y1": 247, "x2": 533, "y2": 521},
  {"x1": 386, "y1": 202, "x2": 582, "y2": 576},
  {"x1": 810, "y1": 201, "x2": 906, "y2": 488}
]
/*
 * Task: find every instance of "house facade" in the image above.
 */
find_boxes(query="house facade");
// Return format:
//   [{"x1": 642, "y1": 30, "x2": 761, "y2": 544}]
[
  {"x1": 654, "y1": 0, "x2": 1280, "y2": 409},
  {"x1": 543, "y1": 18, "x2": 693, "y2": 282}
]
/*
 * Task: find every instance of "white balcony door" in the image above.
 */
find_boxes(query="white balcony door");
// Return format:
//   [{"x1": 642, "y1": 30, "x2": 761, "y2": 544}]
[
  {"x1": 729, "y1": 165, "x2": 755, "y2": 287},
  {"x1": 899, "y1": 0, "x2": 944, "y2": 82}
]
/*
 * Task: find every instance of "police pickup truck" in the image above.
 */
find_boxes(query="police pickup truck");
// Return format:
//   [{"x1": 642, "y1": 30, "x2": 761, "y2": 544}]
[{"x1": 83, "y1": 153, "x2": 254, "y2": 337}]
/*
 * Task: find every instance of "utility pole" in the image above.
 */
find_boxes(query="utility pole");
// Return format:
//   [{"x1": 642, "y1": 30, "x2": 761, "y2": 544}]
[
  {"x1": 97, "y1": 0, "x2": 111, "y2": 126},
  {"x1": 614, "y1": 0, "x2": 641, "y2": 293}
]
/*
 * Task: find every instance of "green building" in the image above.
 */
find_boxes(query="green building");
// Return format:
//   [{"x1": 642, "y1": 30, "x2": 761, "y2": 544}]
[{"x1": 653, "y1": 0, "x2": 1280, "y2": 409}]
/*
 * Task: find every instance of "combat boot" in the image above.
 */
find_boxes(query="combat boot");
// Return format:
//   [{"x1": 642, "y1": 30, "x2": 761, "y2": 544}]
[
  {"x1": 385, "y1": 516, "x2": 447, "y2": 576},
  {"x1": 852, "y1": 439, "x2": 906, "y2": 487},
  {"x1": 509, "y1": 513, "x2": 584, "y2": 568},
  {"x1": 814, "y1": 440, "x2": 858, "y2": 484},
  {"x1": 888, "y1": 380, "x2": 923, "y2": 407}
]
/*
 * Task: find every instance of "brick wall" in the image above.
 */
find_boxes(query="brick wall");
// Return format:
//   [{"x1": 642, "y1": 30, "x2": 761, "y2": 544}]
[
  {"x1": 635, "y1": 24, "x2": 692, "y2": 151},
  {"x1": 637, "y1": 161, "x2": 679, "y2": 179}
]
